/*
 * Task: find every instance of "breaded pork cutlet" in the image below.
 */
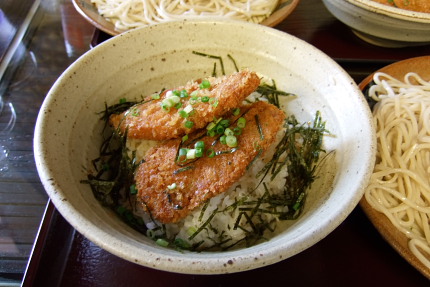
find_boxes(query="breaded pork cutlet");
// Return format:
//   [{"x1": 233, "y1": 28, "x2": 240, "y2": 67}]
[
  {"x1": 135, "y1": 101, "x2": 286, "y2": 223},
  {"x1": 110, "y1": 70, "x2": 260, "y2": 141}
]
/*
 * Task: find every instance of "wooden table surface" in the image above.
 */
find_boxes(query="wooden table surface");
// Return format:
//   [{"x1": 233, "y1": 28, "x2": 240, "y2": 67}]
[{"x1": 1, "y1": 0, "x2": 429, "y2": 286}]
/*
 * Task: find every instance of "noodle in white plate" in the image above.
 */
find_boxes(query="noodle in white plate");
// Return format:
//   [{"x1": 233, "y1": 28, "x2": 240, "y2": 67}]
[
  {"x1": 365, "y1": 71, "x2": 430, "y2": 268},
  {"x1": 91, "y1": 0, "x2": 279, "y2": 30}
]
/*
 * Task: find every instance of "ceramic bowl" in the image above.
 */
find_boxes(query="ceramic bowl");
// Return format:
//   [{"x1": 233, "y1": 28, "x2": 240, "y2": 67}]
[
  {"x1": 322, "y1": 0, "x2": 430, "y2": 47},
  {"x1": 34, "y1": 20, "x2": 376, "y2": 274}
]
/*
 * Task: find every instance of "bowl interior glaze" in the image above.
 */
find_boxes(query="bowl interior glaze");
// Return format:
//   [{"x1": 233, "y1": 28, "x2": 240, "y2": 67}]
[{"x1": 34, "y1": 20, "x2": 376, "y2": 274}]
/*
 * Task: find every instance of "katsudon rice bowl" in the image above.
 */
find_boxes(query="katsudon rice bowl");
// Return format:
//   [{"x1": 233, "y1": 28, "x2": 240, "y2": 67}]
[{"x1": 34, "y1": 20, "x2": 376, "y2": 274}]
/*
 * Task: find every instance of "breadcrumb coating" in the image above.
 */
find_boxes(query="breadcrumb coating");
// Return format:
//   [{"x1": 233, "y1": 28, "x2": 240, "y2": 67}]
[
  {"x1": 135, "y1": 101, "x2": 286, "y2": 223},
  {"x1": 110, "y1": 70, "x2": 260, "y2": 140}
]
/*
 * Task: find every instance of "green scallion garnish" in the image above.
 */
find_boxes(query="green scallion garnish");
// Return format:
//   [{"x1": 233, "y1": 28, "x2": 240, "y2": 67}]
[
  {"x1": 207, "y1": 149, "x2": 215, "y2": 158},
  {"x1": 209, "y1": 98, "x2": 218, "y2": 107},
  {"x1": 194, "y1": 141, "x2": 205, "y2": 149},
  {"x1": 130, "y1": 184, "x2": 138, "y2": 195},
  {"x1": 156, "y1": 238, "x2": 169, "y2": 247},
  {"x1": 226, "y1": 135, "x2": 237, "y2": 147},
  {"x1": 200, "y1": 79, "x2": 211, "y2": 89},
  {"x1": 179, "y1": 110, "x2": 188, "y2": 118},
  {"x1": 180, "y1": 89, "x2": 189, "y2": 98},
  {"x1": 237, "y1": 117, "x2": 246, "y2": 129},
  {"x1": 185, "y1": 120, "x2": 194, "y2": 129}
]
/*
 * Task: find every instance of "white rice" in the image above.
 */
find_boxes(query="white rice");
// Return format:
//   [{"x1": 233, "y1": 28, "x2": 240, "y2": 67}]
[{"x1": 127, "y1": 126, "x2": 289, "y2": 250}]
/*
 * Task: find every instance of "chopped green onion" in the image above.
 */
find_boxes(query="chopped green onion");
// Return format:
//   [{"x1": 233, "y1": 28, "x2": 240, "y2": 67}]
[
  {"x1": 131, "y1": 108, "x2": 139, "y2": 116},
  {"x1": 226, "y1": 135, "x2": 237, "y2": 147},
  {"x1": 194, "y1": 141, "x2": 205, "y2": 149},
  {"x1": 187, "y1": 226, "x2": 197, "y2": 236},
  {"x1": 187, "y1": 149, "x2": 197, "y2": 159},
  {"x1": 179, "y1": 110, "x2": 189, "y2": 118},
  {"x1": 201, "y1": 96, "x2": 210, "y2": 102},
  {"x1": 195, "y1": 148, "x2": 203, "y2": 158},
  {"x1": 207, "y1": 149, "x2": 215, "y2": 158},
  {"x1": 216, "y1": 125, "x2": 225, "y2": 134},
  {"x1": 293, "y1": 192, "x2": 305, "y2": 210},
  {"x1": 180, "y1": 89, "x2": 189, "y2": 98},
  {"x1": 208, "y1": 130, "x2": 216, "y2": 137},
  {"x1": 190, "y1": 90, "x2": 199, "y2": 97},
  {"x1": 233, "y1": 127, "x2": 242, "y2": 135},
  {"x1": 178, "y1": 148, "x2": 188, "y2": 161},
  {"x1": 220, "y1": 119, "x2": 230, "y2": 127},
  {"x1": 224, "y1": 128, "x2": 234, "y2": 136},
  {"x1": 172, "y1": 90, "x2": 180, "y2": 97},
  {"x1": 182, "y1": 135, "x2": 188, "y2": 142},
  {"x1": 161, "y1": 97, "x2": 176, "y2": 109},
  {"x1": 156, "y1": 238, "x2": 169, "y2": 247},
  {"x1": 190, "y1": 97, "x2": 199, "y2": 105},
  {"x1": 161, "y1": 102, "x2": 170, "y2": 112},
  {"x1": 151, "y1": 93, "x2": 160, "y2": 100},
  {"x1": 185, "y1": 121, "x2": 194, "y2": 129},
  {"x1": 233, "y1": 108, "x2": 240, "y2": 116},
  {"x1": 119, "y1": 98, "x2": 127, "y2": 103},
  {"x1": 167, "y1": 183, "x2": 177, "y2": 189},
  {"x1": 220, "y1": 135, "x2": 227, "y2": 145},
  {"x1": 174, "y1": 238, "x2": 190, "y2": 249},
  {"x1": 130, "y1": 184, "x2": 138, "y2": 195},
  {"x1": 237, "y1": 117, "x2": 246, "y2": 128},
  {"x1": 184, "y1": 105, "x2": 193, "y2": 114},
  {"x1": 200, "y1": 79, "x2": 211, "y2": 89},
  {"x1": 209, "y1": 98, "x2": 219, "y2": 107},
  {"x1": 161, "y1": 94, "x2": 181, "y2": 112},
  {"x1": 206, "y1": 122, "x2": 216, "y2": 131},
  {"x1": 169, "y1": 95, "x2": 180, "y2": 104}
]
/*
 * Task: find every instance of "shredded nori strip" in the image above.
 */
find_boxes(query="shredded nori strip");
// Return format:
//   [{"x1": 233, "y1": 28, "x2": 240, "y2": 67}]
[
  {"x1": 192, "y1": 51, "x2": 225, "y2": 76},
  {"x1": 256, "y1": 80, "x2": 295, "y2": 108},
  {"x1": 81, "y1": 99, "x2": 149, "y2": 235}
]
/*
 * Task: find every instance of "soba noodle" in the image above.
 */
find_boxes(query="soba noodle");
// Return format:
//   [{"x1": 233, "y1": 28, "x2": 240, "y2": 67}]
[
  {"x1": 365, "y1": 71, "x2": 430, "y2": 268},
  {"x1": 91, "y1": 0, "x2": 279, "y2": 30}
]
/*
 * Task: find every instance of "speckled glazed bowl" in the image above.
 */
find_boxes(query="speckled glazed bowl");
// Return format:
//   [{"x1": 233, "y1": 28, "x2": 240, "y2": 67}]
[
  {"x1": 34, "y1": 20, "x2": 376, "y2": 274},
  {"x1": 322, "y1": 0, "x2": 430, "y2": 47}
]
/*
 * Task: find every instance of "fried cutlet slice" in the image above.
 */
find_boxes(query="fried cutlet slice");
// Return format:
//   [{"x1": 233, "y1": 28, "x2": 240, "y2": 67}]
[
  {"x1": 110, "y1": 70, "x2": 260, "y2": 140},
  {"x1": 135, "y1": 101, "x2": 286, "y2": 223}
]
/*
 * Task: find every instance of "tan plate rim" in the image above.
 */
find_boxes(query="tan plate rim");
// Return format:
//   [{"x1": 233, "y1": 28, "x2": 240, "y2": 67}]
[
  {"x1": 72, "y1": 0, "x2": 301, "y2": 36},
  {"x1": 359, "y1": 55, "x2": 430, "y2": 280}
]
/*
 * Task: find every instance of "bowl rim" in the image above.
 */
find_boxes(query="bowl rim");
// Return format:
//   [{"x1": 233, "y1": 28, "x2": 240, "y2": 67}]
[
  {"x1": 346, "y1": 0, "x2": 430, "y2": 22},
  {"x1": 34, "y1": 19, "x2": 376, "y2": 274}
]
